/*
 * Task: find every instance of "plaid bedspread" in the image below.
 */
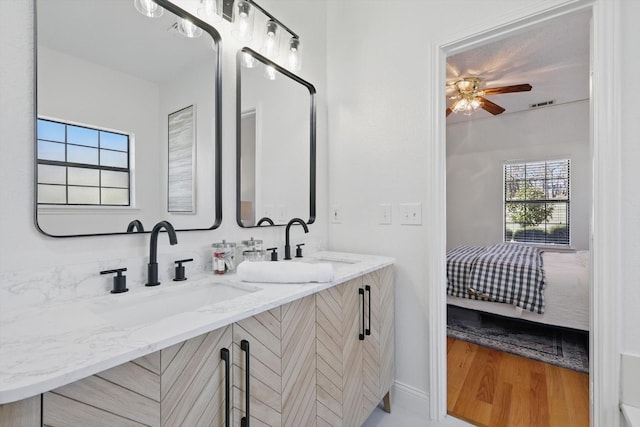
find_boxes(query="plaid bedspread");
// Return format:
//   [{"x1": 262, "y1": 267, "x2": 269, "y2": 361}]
[{"x1": 447, "y1": 243, "x2": 546, "y2": 314}]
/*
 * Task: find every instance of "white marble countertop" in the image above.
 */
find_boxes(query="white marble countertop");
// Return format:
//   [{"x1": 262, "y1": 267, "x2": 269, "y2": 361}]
[{"x1": 0, "y1": 251, "x2": 393, "y2": 404}]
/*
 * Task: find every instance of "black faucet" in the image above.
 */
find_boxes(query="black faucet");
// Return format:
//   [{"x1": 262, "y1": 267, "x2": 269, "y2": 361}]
[
  {"x1": 284, "y1": 218, "x2": 309, "y2": 260},
  {"x1": 146, "y1": 221, "x2": 178, "y2": 286},
  {"x1": 257, "y1": 216, "x2": 275, "y2": 226},
  {"x1": 126, "y1": 219, "x2": 145, "y2": 233}
]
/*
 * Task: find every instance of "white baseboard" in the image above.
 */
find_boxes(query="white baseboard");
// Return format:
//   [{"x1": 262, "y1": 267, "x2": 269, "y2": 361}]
[{"x1": 391, "y1": 381, "x2": 430, "y2": 418}]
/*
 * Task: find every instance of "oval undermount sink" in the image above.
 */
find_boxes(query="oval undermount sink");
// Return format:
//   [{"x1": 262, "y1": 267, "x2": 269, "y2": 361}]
[{"x1": 90, "y1": 280, "x2": 258, "y2": 328}]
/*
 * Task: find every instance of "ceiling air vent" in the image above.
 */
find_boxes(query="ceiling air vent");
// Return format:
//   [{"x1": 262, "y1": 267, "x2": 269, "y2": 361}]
[{"x1": 529, "y1": 100, "x2": 555, "y2": 109}]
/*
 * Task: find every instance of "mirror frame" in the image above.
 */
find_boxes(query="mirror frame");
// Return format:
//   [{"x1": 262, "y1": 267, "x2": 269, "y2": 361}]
[
  {"x1": 33, "y1": 0, "x2": 223, "y2": 237},
  {"x1": 235, "y1": 47, "x2": 316, "y2": 228}
]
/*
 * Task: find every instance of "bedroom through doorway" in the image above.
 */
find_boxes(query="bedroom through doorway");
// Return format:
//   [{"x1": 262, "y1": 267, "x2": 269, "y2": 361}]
[{"x1": 444, "y1": 9, "x2": 592, "y2": 427}]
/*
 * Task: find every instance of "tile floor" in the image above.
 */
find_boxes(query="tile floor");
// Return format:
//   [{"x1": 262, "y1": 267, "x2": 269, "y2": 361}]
[{"x1": 362, "y1": 404, "x2": 473, "y2": 427}]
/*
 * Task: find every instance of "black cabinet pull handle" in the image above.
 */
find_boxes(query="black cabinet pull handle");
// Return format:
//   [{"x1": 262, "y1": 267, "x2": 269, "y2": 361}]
[
  {"x1": 241, "y1": 339, "x2": 250, "y2": 427},
  {"x1": 359, "y1": 288, "x2": 365, "y2": 341},
  {"x1": 365, "y1": 285, "x2": 371, "y2": 336},
  {"x1": 220, "y1": 348, "x2": 230, "y2": 427}
]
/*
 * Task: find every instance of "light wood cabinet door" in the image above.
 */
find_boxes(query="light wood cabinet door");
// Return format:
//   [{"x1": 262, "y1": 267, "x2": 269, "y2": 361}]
[
  {"x1": 233, "y1": 294, "x2": 316, "y2": 427},
  {"x1": 316, "y1": 266, "x2": 395, "y2": 427},
  {"x1": 0, "y1": 396, "x2": 41, "y2": 427},
  {"x1": 160, "y1": 326, "x2": 232, "y2": 427},
  {"x1": 43, "y1": 353, "x2": 161, "y2": 427}
]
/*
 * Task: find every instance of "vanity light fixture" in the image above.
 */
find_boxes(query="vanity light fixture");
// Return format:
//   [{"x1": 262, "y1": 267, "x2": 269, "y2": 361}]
[
  {"x1": 177, "y1": 17, "x2": 203, "y2": 38},
  {"x1": 230, "y1": 0, "x2": 302, "y2": 72},
  {"x1": 264, "y1": 64, "x2": 277, "y2": 80},
  {"x1": 241, "y1": 51, "x2": 257, "y2": 68},
  {"x1": 197, "y1": 0, "x2": 222, "y2": 22},
  {"x1": 261, "y1": 20, "x2": 281, "y2": 59},
  {"x1": 287, "y1": 37, "x2": 302, "y2": 72},
  {"x1": 232, "y1": 0, "x2": 255, "y2": 42},
  {"x1": 134, "y1": 0, "x2": 164, "y2": 18}
]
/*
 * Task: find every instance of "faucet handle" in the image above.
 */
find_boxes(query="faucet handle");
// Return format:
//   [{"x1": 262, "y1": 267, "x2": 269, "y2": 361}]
[
  {"x1": 267, "y1": 247, "x2": 278, "y2": 262},
  {"x1": 295, "y1": 243, "x2": 305, "y2": 258},
  {"x1": 173, "y1": 258, "x2": 193, "y2": 282},
  {"x1": 100, "y1": 268, "x2": 129, "y2": 294}
]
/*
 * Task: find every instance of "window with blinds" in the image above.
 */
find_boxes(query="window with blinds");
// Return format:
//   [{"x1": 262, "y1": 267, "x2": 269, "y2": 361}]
[
  {"x1": 504, "y1": 159, "x2": 570, "y2": 245},
  {"x1": 37, "y1": 118, "x2": 131, "y2": 206}
]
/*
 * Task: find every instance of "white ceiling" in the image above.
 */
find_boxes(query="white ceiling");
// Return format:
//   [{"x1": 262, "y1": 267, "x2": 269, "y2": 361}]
[
  {"x1": 446, "y1": 9, "x2": 591, "y2": 123},
  {"x1": 37, "y1": 0, "x2": 215, "y2": 84}
]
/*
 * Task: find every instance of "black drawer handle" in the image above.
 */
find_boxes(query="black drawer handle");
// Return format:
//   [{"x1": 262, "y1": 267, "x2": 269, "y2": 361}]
[
  {"x1": 359, "y1": 288, "x2": 365, "y2": 341},
  {"x1": 365, "y1": 285, "x2": 371, "y2": 336},
  {"x1": 220, "y1": 348, "x2": 230, "y2": 427},
  {"x1": 241, "y1": 339, "x2": 250, "y2": 427}
]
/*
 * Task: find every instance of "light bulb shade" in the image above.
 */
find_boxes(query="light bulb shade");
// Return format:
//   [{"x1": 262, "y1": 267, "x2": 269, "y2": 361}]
[
  {"x1": 242, "y1": 51, "x2": 257, "y2": 68},
  {"x1": 264, "y1": 64, "x2": 277, "y2": 81},
  {"x1": 198, "y1": 0, "x2": 221, "y2": 22},
  {"x1": 260, "y1": 20, "x2": 281, "y2": 59},
  {"x1": 287, "y1": 37, "x2": 302, "y2": 72},
  {"x1": 134, "y1": 0, "x2": 164, "y2": 18},
  {"x1": 232, "y1": 0, "x2": 254, "y2": 42},
  {"x1": 177, "y1": 17, "x2": 203, "y2": 38}
]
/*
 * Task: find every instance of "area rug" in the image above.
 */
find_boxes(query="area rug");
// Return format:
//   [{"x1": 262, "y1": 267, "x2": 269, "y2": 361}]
[{"x1": 447, "y1": 305, "x2": 589, "y2": 373}]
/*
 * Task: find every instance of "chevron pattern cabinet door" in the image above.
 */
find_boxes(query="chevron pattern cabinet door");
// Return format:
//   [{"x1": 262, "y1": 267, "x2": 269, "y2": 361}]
[
  {"x1": 281, "y1": 294, "x2": 317, "y2": 427},
  {"x1": 160, "y1": 326, "x2": 232, "y2": 427},
  {"x1": 376, "y1": 266, "x2": 395, "y2": 399},
  {"x1": 233, "y1": 307, "x2": 282, "y2": 427},
  {"x1": 0, "y1": 395, "x2": 41, "y2": 427},
  {"x1": 43, "y1": 353, "x2": 161, "y2": 427},
  {"x1": 342, "y1": 276, "x2": 364, "y2": 427},
  {"x1": 362, "y1": 271, "x2": 381, "y2": 420},
  {"x1": 316, "y1": 284, "x2": 344, "y2": 427}
]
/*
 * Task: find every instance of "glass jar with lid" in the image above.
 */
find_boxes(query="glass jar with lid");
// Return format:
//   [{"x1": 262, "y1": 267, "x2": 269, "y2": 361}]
[{"x1": 211, "y1": 240, "x2": 237, "y2": 274}]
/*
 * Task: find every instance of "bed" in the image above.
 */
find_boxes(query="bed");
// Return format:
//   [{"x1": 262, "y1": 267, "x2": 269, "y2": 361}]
[{"x1": 446, "y1": 243, "x2": 590, "y2": 331}]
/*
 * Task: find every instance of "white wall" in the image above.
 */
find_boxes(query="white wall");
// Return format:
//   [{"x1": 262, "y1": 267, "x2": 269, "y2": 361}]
[
  {"x1": 620, "y1": 0, "x2": 640, "y2": 357},
  {"x1": 0, "y1": 0, "x2": 328, "y2": 278},
  {"x1": 447, "y1": 101, "x2": 590, "y2": 250},
  {"x1": 326, "y1": 0, "x2": 640, "y2": 409}
]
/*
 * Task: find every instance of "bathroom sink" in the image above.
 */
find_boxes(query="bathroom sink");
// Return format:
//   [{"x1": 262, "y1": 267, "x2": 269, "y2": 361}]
[{"x1": 90, "y1": 281, "x2": 257, "y2": 328}]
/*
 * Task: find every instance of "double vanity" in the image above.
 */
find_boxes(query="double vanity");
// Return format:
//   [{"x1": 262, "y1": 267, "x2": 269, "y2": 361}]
[{"x1": 0, "y1": 252, "x2": 395, "y2": 426}]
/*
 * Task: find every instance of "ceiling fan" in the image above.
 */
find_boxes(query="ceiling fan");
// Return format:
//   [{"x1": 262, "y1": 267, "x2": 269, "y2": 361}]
[{"x1": 446, "y1": 77, "x2": 532, "y2": 117}]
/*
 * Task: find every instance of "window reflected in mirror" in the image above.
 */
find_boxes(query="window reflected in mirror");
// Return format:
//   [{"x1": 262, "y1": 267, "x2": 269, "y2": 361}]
[{"x1": 35, "y1": 0, "x2": 221, "y2": 236}]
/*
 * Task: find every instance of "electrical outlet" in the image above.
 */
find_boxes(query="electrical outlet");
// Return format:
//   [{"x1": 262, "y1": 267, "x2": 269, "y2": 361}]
[
  {"x1": 331, "y1": 206, "x2": 341, "y2": 224},
  {"x1": 400, "y1": 203, "x2": 422, "y2": 225},
  {"x1": 378, "y1": 204, "x2": 392, "y2": 225}
]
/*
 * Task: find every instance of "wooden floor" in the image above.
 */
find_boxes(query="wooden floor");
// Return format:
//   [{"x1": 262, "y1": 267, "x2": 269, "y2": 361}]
[{"x1": 447, "y1": 337, "x2": 589, "y2": 427}]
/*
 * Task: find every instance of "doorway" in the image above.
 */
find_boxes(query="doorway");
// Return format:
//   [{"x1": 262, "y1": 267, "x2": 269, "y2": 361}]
[{"x1": 428, "y1": 1, "x2": 622, "y2": 426}]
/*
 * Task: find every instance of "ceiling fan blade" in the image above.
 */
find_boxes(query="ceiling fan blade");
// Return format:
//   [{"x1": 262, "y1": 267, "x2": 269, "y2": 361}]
[
  {"x1": 478, "y1": 97, "x2": 505, "y2": 115},
  {"x1": 446, "y1": 99, "x2": 461, "y2": 117},
  {"x1": 482, "y1": 83, "x2": 532, "y2": 95}
]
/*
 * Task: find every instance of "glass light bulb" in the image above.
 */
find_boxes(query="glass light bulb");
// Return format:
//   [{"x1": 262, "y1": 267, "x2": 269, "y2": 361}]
[
  {"x1": 242, "y1": 52, "x2": 256, "y2": 68},
  {"x1": 178, "y1": 18, "x2": 203, "y2": 38},
  {"x1": 134, "y1": 0, "x2": 164, "y2": 18},
  {"x1": 198, "y1": 0, "x2": 221, "y2": 22},
  {"x1": 287, "y1": 38, "x2": 302, "y2": 72},
  {"x1": 232, "y1": 1, "x2": 254, "y2": 42},
  {"x1": 261, "y1": 21, "x2": 280, "y2": 58},
  {"x1": 264, "y1": 65, "x2": 277, "y2": 81}
]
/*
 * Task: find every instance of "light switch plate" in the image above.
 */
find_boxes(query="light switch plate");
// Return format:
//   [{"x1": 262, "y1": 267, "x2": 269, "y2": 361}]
[
  {"x1": 378, "y1": 204, "x2": 392, "y2": 225},
  {"x1": 331, "y1": 206, "x2": 341, "y2": 224},
  {"x1": 400, "y1": 203, "x2": 422, "y2": 225}
]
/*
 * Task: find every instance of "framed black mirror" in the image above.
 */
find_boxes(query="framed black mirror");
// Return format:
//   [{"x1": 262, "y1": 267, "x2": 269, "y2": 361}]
[
  {"x1": 35, "y1": 0, "x2": 222, "y2": 237},
  {"x1": 236, "y1": 47, "x2": 316, "y2": 227}
]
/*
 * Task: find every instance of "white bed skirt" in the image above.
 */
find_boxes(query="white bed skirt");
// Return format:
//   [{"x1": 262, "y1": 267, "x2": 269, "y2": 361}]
[{"x1": 447, "y1": 250, "x2": 590, "y2": 331}]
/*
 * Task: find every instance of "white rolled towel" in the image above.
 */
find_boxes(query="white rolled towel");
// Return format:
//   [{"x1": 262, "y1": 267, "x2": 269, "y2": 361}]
[{"x1": 237, "y1": 261, "x2": 334, "y2": 284}]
